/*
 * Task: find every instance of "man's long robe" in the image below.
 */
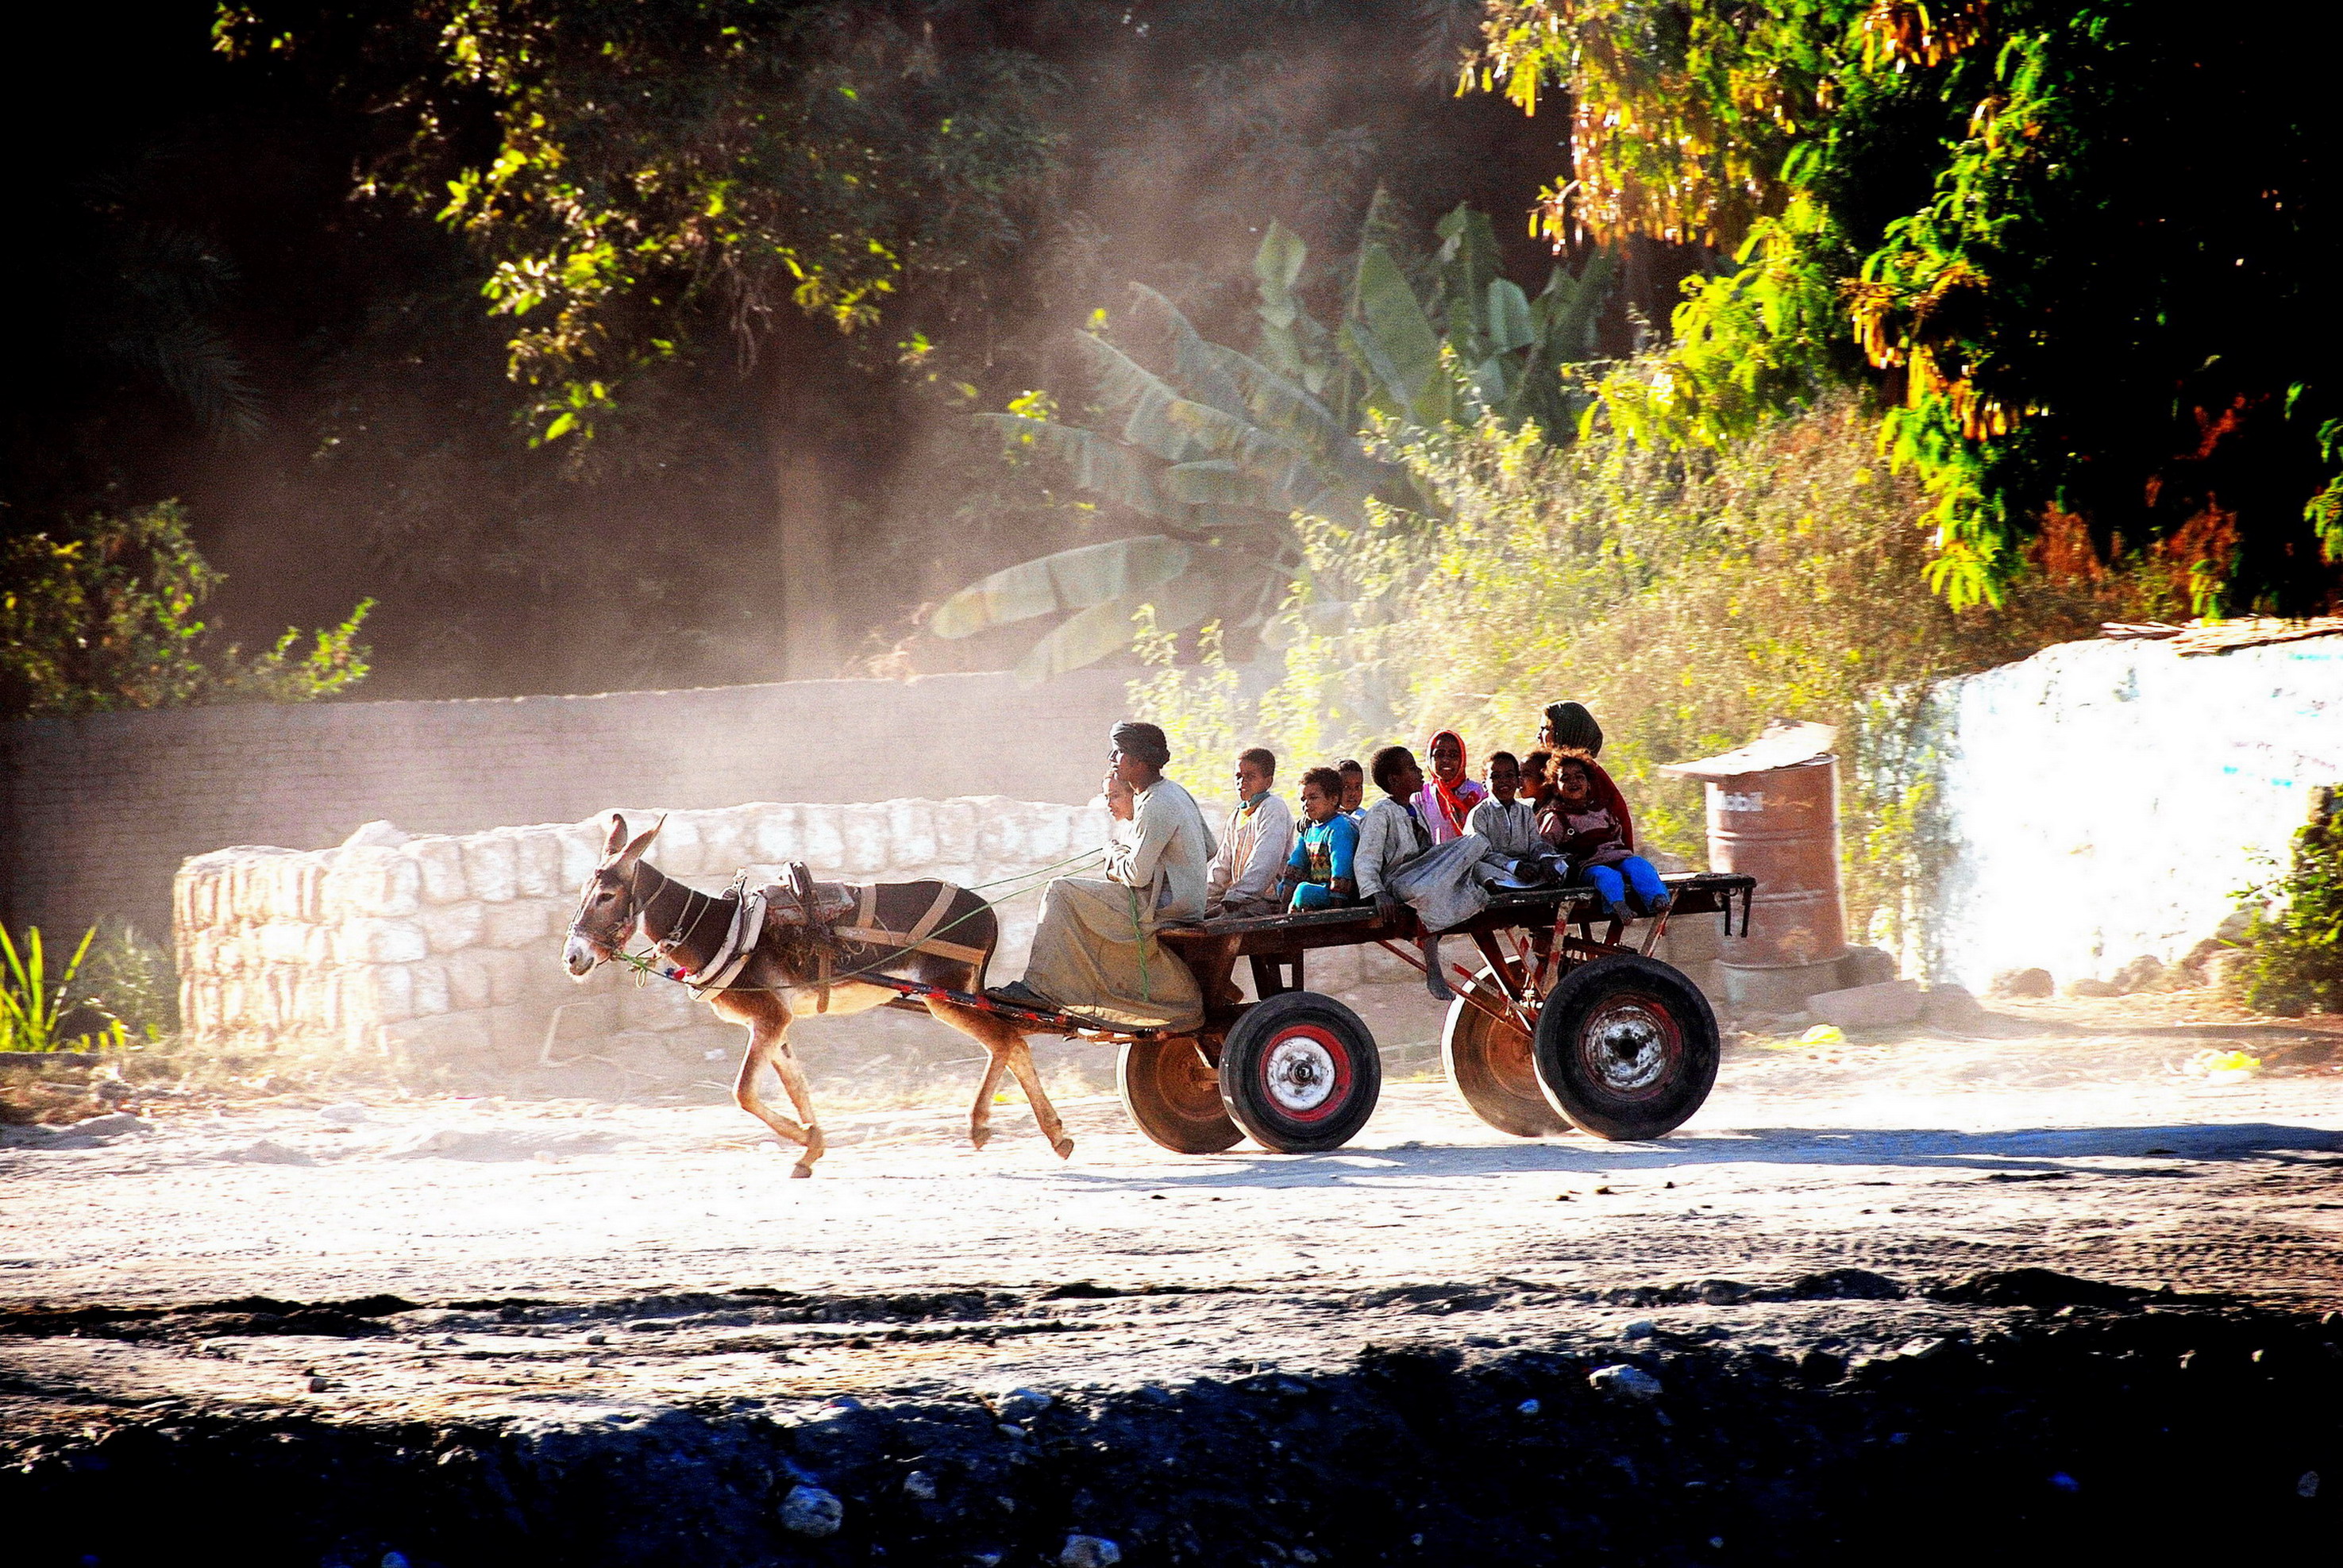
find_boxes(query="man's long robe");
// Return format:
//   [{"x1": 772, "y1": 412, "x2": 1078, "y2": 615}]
[{"x1": 1023, "y1": 776, "x2": 1215, "y2": 1030}]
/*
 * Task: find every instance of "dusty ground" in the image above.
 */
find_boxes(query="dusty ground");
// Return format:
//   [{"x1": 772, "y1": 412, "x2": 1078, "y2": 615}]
[{"x1": 5, "y1": 993, "x2": 2342, "y2": 1433}]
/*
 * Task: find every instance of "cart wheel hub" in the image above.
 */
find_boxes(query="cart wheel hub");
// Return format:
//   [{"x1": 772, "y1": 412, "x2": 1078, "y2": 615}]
[
  {"x1": 1263, "y1": 1027, "x2": 1345, "y2": 1116},
  {"x1": 1582, "y1": 999, "x2": 1673, "y2": 1094}
]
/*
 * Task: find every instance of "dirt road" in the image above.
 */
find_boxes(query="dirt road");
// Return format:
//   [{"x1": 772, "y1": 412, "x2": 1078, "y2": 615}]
[{"x1": 6, "y1": 999, "x2": 2341, "y2": 1427}]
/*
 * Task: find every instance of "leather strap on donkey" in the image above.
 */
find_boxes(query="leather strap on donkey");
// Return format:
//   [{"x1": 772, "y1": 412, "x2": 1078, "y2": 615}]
[
  {"x1": 676, "y1": 883, "x2": 768, "y2": 996},
  {"x1": 769, "y1": 864, "x2": 985, "y2": 1014},
  {"x1": 833, "y1": 881, "x2": 990, "y2": 967}
]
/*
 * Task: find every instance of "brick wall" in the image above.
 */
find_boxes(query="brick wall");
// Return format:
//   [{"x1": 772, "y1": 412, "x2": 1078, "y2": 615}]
[{"x1": 2, "y1": 668, "x2": 1131, "y2": 940}]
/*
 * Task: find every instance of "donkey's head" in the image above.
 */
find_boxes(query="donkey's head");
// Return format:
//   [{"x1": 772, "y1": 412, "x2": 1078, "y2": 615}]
[{"x1": 563, "y1": 814, "x2": 663, "y2": 978}]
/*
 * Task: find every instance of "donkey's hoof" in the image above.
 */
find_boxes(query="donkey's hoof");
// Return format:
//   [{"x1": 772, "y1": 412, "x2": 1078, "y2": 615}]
[
  {"x1": 1052, "y1": 1136, "x2": 1076, "y2": 1162},
  {"x1": 969, "y1": 1126, "x2": 994, "y2": 1151},
  {"x1": 790, "y1": 1160, "x2": 815, "y2": 1179}
]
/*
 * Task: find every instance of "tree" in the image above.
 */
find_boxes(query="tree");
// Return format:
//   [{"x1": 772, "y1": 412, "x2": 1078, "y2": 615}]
[
  {"x1": 217, "y1": 0, "x2": 1065, "y2": 676},
  {"x1": 1, "y1": 502, "x2": 369, "y2": 721},
  {"x1": 1469, "y1": 0, "x2": 2343, "y2": 611},
  {"x1": 933, "y1": 208, "x2": 1613, "y2": 679}
]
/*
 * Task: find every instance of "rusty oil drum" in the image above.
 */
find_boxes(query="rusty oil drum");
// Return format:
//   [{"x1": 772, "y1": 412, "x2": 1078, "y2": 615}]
[{"x1": 1701, "y1": 757, "x2": 1848, "y2": 969}]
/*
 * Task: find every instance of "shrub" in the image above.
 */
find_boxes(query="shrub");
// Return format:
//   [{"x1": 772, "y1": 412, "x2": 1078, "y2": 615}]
[
  {"x1": 2230, "y1": 788, "x2": 2343, "y2": 1017},
  {"x1": 0, "y1": 927, "x2": 121, "y2": 1054},
  {"x1": 1135, "y1": 392, "x2": 2172, "y2": 960},
  {"x1": 0, "y1": 500, "x2": 371, "y2": 721}
]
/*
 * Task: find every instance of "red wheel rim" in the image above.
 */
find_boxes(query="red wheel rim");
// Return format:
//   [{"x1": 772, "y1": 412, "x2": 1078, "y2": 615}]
[
  {"x1": 1258, "y1": 1023, "x2": 1353, "y2": 1123},
  {"x1": 1572, "y1": 990, "x2": 1684, "y2": 1104}
]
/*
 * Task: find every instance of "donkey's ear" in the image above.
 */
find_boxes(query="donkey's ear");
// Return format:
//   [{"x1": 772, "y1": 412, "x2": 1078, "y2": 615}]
[
  {"x1": 604, "y1": 815, "x2": 630, "y2": 857},
  {"x1": 620, "y1": 814, "x2": 665, "y2": 863}
]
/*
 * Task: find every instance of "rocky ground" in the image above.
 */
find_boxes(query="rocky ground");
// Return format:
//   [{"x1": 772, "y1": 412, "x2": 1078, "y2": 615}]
[{"x1": 6, "y1": 993, "x2": 2342, "y2": 1564}]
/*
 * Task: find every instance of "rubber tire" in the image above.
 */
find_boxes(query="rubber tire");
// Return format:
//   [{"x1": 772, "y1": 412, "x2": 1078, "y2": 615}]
[
  {"x1": 1443, "y1": 957, "x2": 1571, "y2": 1138},
  {"x1": 1532, "y1": 954, "x2": 1718, "y2": 1141},
  {"x1": 1216, "y1": 990, "x2": 1382, "y2": 1154},
  {"x1": 1118, "y1": 1039, "x2": 1243, "y2": 1154}
]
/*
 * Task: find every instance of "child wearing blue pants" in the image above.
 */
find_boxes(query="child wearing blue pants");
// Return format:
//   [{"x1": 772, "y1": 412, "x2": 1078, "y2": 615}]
[
  {"x1": 1277, "y1": 766, "x2": 1359, "y2": 911},
  {"x1": 1539, "y1": 756, "x2": 1671, "y2": 923}
]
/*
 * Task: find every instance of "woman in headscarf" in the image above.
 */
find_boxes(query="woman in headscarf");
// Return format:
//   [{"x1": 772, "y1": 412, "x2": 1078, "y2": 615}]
[
  {"x1": 1536, "y1": 700, "x2": 1635, "y2": 849},
  {"x1": 994, "y1": 720, "x2": 1216, "y2": 1030},
  {"x1": 1413, "y1": 729, "x2": 1488, "y2": 846}
]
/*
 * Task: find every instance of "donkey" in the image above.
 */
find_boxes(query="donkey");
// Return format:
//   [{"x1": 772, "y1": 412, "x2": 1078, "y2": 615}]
[{"x1": 562, "y1": 815, "x2": 1071, "y2": 1177}]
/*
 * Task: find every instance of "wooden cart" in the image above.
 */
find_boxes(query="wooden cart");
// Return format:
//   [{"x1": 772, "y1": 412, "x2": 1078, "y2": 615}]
[{"x1": 876, "y1": 872, "x2": 1755, "y2": 1156}]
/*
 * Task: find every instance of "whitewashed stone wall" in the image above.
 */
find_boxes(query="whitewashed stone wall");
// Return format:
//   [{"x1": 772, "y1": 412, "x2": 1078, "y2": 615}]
[
  {"x1": 1927, "y1": 634, "x2": 2343, "y2": 991},
  {"x1": 174, "y1": 797, "x2": 1111, "y2": 1080}
]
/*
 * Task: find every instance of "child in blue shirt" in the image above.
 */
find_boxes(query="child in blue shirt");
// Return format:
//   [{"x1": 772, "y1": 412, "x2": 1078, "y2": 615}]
[{"x1": 1278, "y1": 766, "x2": 1359, "y2": 911}]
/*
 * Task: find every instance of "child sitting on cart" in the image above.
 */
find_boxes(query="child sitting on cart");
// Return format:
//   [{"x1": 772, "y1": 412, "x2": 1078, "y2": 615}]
[
  {"x1": 1466, "y1": 750, "x2": 1554, "y2": 881},
  {"x1": 1277, "y1": 766, "x2": 1359, "y2": 911},
  {"x1": 1540, "y1": 755, "x2": 1671, "y2": 923},
  {"x1": 1358, "y1": 745, "x2": 1509, "y2": 1002}
]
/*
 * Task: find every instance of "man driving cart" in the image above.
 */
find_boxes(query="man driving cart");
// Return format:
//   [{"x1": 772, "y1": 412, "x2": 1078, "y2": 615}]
[{"x1": 989, "y1": 721, "x2": 1216, "y2": 1031}]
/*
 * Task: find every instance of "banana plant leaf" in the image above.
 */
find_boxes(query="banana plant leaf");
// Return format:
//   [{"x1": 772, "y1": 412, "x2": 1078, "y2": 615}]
[
  {"x1": 973, "y1": 414, "x2": 1181, "y2": 518},
  {"x1": 1351, "y1": 245, "x2": 1447, "y2": 423},
  {"x1": 1486, "y1": 278, "x2": 1535, "y2": 356},
  {"x1": 1435, "y1": 205, "x2": 1504, "y2": 359},
  {"x1": 1011, "y1": 563, "x2": 1225, "y2": 685},
  {"x1": 931, "y1": 534, "x2": 1192, "y2": 640}
]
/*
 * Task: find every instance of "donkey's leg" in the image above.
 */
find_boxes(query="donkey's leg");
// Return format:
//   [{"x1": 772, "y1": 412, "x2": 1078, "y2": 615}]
[
  {"x1": 765, "y1": 1040, "x2": 827, "y2": 1178},
  {"x1": 928, "y1": 1000, "x2": 1069, "y2": 1158},
  {"x1": 998, "y1": 1037, "x2": 1075, "y2": 1161},
  {"x1": 968, "y1": 1052, "x2": 1008, "y2": 1150},
  {"x1": 926, "y1": 999, "x2": 1007, "y2": 1149},
  {"x1": 724, "y1": 996, "x2": 819, "y2": 1173}
]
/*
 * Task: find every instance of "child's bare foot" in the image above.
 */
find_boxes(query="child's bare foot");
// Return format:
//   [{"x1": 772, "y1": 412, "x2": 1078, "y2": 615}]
[{"x1": 1420, "y1": 938, "x2": 1455, "y2": 1001}]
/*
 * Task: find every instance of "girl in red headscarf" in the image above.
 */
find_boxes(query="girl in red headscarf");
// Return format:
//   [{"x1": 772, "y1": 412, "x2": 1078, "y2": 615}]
[{"x1": 1414, "y1": 729, "x2": 1488, "y2": 846}]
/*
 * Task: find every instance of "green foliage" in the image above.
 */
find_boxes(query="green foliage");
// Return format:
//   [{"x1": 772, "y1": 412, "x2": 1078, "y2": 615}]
[
  {"x1": 946, "y1": 209, "x2": 1614, "y2": 680},
  {"x1": 2231, "y1": 788, "x2": 2343, "y2": 1018},
  {"x1": 218, "y1": 0, "x2": 1064, "y2": 445},
  {"x1": 1470, "y1": 0, "x2": 2343, "y2": 612},
  {"x1": 1, "y1": 927, "x2": 119, "y2": 1054},
  {"x1": 0, "y1": 502, "x2": 371, "y2": 721},
  {"x1": 77, "y1": 925, "x2": 179, "y2": 1045},
  {"x1": 1137, "y1": 391, "x2": 2171, "y2": 961}
]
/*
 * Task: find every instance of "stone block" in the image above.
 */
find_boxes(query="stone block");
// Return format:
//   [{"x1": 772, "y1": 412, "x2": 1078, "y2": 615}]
[
  {"x1": 1921, "y1": 984, "x2": 1988, "y2": 1030},
  {"x1": 934, "y1": 800, "x2": 980, "y2": 866},
  {"x1": 751, "y1": 806, "x2": 804, "y2": 863},
  {"x1": 1028, "y1": 809, "x2": 1073, "y2": 862},
  {"x1": 886, "y1": 800, "x2": 938, "y2": 868},
  {"x1": 980, "y1": 804, "x2": 1029, "y2": 863},
  {"x1": 696, "y1": 811, "x2": 750, "y2": 879},
  {"x1": 443, "y1": 951, "x2": 492, "y2": 1011},
  {"x1": 337, "y1": 919, "x2": 429, "y2": 965},
  {"x1": 483, "y1": 900, "x2": 553, "y2": 949},
  {"x1": 558, "y1": 823, "x2": 607, "y2": 885},
  {"x1": 383, "y1": 1009, "x2": 494, "y2": 1063},
  {"x1": 323, "y1": 847, "x2": 422, "y2": 920},
  {"x1": 402, "y1": 836, "x2": 469, "y2": 903},
  {"x1": 487, "y1": 1002, "x2": 558, "y2": 1064},
  {"x1": 646, "y1": 815, "x2": 703, "y2": 875},
  {"x1": 1720, "y1": 958, "x2": 1855, "y2": 1014},
  {"x1": 468, "y1": 948, "x2": 528, "y2": 1006},
  {"x1": 1836, "y1": 946, "x2": 1899, "y2": 989},
  {"x1": 422, "y1": 901, "x2": 487, "y2": 954},
  {"x1": 1990, "y1": 966, "x2": 2055, "y2": 999},
  {"x1": 2064, "y1": 977, "x2": 2122, "y2": 998},
  {"x1": 341, "y1": 964, "x2": 417, "y2": 1026},
  {"x1": 257, "y1": 921, "x2": 310, "y2": 965},
  {"x1": 462, "y1": 831, "x2": 518, "y2": 902},
  {"x1": 1806, "y1": 978, "x2": 1924, "y2": 1029},
  {"x1": 409, "y1": 959, "x2": 452, "y2": 1017},
  {"x1": 840, "y1": 805, "x2": 890, "y2": 874},
  {"x1": 514, "y1": 830, "x2": 566, "y2": 898}
]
